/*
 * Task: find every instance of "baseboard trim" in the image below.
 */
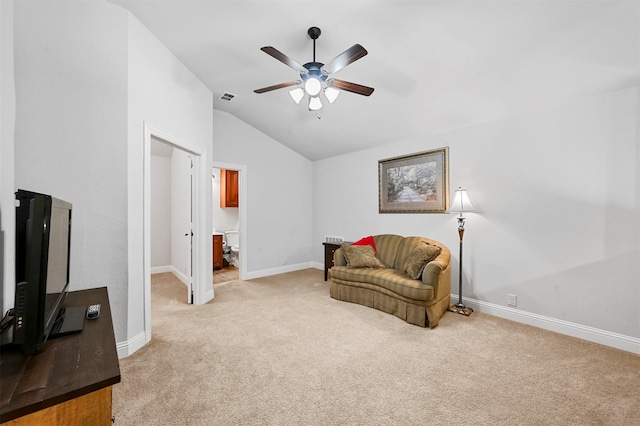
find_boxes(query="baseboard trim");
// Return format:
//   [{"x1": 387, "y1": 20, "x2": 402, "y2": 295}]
[
  {"x1": 116, "y1": 331, "x2": 146, "y2": 359},
  {"x1": 150, "y1": 265, "x2": 172, "y2": 274},
  {"x1": 243, "y1": 262, "x2": 316, "y2": 280},
  {"x1": 151, "y1": 266, "x2": 189, "y2": 286},
  {"x1": 204, "y1": 288, "x2": 214, "y2": 302},
  {"x1": 171, "y1": 267, "x2": 190, "y2": 287},
  {"x1": 454, "y1": 294, "x2": 640, "y2": 355}
]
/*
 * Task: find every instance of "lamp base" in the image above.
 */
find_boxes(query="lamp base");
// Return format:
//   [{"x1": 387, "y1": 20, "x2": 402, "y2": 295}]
[{"x1": 448, "y1": 303, "x2": 474, "y2": 316}]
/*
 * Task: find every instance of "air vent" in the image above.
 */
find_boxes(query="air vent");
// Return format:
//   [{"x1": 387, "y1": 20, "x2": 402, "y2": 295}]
[{"x1": 218, "y1": 92, "x2": 236, "y2": 102}]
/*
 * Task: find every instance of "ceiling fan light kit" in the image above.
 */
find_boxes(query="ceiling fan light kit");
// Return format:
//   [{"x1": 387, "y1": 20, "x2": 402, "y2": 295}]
[
  {"x1": 324, "y1": 86, "x2": 339, "y2": 104},
  {"x1": 254, "y1": 26, "x2": 374, "y2": 112},
  {"x1": 309, "y1": 96, "x2": 323, "y2": 111},
  {"x1": 289, "y1": 88, "x2": 304, "y2": 104},
  {"x1": 304, "y1": 77, "x2": 322, "y2": 97}
]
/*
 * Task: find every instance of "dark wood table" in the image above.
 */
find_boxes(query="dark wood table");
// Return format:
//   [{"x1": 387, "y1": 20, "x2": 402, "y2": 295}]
[
  {"x1": 323, "y1": 241, "x2": 351, "y2": 281},
  {"x1": 0, "y1": 287, "x2": 121, "y2": 425}
]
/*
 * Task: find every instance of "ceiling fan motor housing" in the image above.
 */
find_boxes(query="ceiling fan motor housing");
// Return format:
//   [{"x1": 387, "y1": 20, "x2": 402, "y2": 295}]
[{"x1": 301, "y1": 62, "x2": 328, "y2": 82}]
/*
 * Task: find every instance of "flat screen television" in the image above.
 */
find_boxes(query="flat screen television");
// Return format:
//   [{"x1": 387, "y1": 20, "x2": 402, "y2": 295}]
[{"x1": 13, "y1": 189, "x2": 83, "y2": 356}]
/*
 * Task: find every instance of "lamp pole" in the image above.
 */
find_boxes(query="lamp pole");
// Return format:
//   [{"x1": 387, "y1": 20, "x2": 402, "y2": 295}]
[
  {"x1": 456, "y1": 214, "x2": 465, "y2": 308},
  {"x1": 448, "y1": 187, "x2": 474, "y2": 316}
]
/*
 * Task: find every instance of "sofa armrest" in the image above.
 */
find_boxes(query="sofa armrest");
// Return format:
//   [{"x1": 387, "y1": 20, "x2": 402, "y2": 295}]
[
  {"x1": 333, "y1": 247, "x2": 347, "y2": 267},
  {"x1": 421, "y1": 249, "x2": 451, "y2": 300}
]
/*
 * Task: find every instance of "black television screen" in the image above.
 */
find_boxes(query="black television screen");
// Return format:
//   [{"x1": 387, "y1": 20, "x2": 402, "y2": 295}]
[{"x1": 13, "y1": 189, "x2": 79, "y2": 356}]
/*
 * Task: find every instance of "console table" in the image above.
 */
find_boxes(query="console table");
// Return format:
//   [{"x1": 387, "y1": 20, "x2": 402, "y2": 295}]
[
  {"x1": 0, "y1": 287, "x2": 121, "y2": 425},
  {"x1": 323, "y1": 241, "x2": 352, "y2": 281}
]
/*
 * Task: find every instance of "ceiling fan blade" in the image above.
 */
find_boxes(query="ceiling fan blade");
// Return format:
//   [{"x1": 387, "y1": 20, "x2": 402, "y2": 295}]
[
  {"x1": 322, "y1": 44, "x2": 368, "y2": 75},
  {"x1": 327, "y1": 79, "x2": 374, "y2": 96},
  {"x1": 261, "y1": 46, "x2": 307, "y2": 74},
  {"x1": 254, "y1": 81, "x2": 300, "y2": 94}
]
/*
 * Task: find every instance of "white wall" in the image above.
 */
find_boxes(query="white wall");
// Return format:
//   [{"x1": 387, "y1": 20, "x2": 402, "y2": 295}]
[
  {"x1": 13, "y1": 0, "x2": 130, "y2": 341},
  {"x1": 150, "y1": 154, "x2": 171, "y2": 268},
  {"x1": 213, "y1": 110, "x2": 314, "y2": 276},
  {"x1": 1, "y1": 0, "x2": 16, "y2": 322},
  {"x1": 444, "y1": 88, "x2": 639, "y2": 338},
  {"x1": 126, "y1": 13, "x2": 213, "y2": 351},
  {"x1": 10, "y1": 0, "x2": 213, "y2": 353},
  {"x1": 314, "y1": 87, "x2": 640, "y2": 349}
]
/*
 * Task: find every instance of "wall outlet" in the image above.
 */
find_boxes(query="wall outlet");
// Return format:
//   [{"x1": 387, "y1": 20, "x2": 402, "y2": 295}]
[
  {"x1": 325, "y1": 235, "x2": 344, "y2": 243},
  {"x1": 508, "y1": 294, "x2": 517, "y2": 307}
]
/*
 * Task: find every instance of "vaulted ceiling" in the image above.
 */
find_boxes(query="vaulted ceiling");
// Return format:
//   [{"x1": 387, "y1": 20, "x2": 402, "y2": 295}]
[{"x1": 111, "y1": 1, "x2": 639, "y2": 161}]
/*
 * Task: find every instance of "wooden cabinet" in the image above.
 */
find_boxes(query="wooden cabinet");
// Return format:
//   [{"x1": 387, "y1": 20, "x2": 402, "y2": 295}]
[
  {"x1": 0, "y1": 287, "x2": 120, "y2": 425},
  {"x1": 220, "y1": 169, "x2": 238, "y2": 208},
  {"x1": 323, "y1": 242, "x2": 351, "y2": 281},
  {"x1": 213, "y1": 234, "x2": 223, "y2": 270}
]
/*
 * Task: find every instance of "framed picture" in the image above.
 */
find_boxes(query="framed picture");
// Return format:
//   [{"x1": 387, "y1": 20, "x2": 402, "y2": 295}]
[{"x1": 378, "y1": 147, "x2": 449, "y2": 213}]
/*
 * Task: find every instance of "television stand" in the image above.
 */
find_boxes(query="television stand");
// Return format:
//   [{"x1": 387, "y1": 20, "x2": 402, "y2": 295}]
[
  {"x1": 0, "y1": 287, "x2": 120, "y2": 425},
  {"x1": 50, "y1": 306, "x2": 86, "y2": 338}
]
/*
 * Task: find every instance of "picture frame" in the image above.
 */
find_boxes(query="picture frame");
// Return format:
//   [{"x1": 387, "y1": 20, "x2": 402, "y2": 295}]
[{"x1": 378, "y1": 147, "x2": 449, "y2": 213}]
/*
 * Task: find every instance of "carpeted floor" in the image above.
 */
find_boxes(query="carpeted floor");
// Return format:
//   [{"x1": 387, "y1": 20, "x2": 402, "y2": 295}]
[
  {"x1": 213, "y1": 265, "x2": 239, "y2": 284},
  {"x1": 112, "y1": 269, "x2": 640, "y2": 425}
]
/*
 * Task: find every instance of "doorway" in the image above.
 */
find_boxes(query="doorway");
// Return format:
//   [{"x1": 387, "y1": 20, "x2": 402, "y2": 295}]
[
  {"x1": 143, "y1": 123, "x2": 210, "y2": 345},
  {"x1": 213, "y1": 161, "x2": 247, "y2": 284},
  {"x1": 150, "y1": 137, "x2": 194, "y2": 301}
]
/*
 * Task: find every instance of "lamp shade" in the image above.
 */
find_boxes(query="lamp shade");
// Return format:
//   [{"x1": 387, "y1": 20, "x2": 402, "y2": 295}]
[{"x1": 449, "y1": 187, "x2": 475, "y2": 213}]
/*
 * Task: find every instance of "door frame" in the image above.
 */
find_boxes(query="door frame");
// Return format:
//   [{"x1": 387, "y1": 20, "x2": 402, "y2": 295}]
[{"x1": 143, "y1": 122, "x2": 209, "y2": 343}]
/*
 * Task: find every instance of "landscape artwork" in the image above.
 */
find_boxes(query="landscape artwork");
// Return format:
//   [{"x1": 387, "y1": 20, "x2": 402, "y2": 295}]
[{"x1": 378, "y1": 148, "x2": 449, "y2": 213}]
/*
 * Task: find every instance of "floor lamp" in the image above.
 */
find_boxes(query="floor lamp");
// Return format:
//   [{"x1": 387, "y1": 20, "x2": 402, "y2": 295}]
[{"x1": 448, "y1": 187, "x2": 475, "y2": 316}]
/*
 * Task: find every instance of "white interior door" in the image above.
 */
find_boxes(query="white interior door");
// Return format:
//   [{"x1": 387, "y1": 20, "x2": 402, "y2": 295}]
[
  {"x1": 187, "y1": 156, "x2": 194, "y2": 304},
  {"x1": 171, "y1": 150, "x2": 193, "y2": 304}
]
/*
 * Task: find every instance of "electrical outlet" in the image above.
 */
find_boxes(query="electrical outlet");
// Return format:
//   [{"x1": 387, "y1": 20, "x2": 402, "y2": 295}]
[{"x1": 508, "y1": 294, "x2": 517, "y2": 307}]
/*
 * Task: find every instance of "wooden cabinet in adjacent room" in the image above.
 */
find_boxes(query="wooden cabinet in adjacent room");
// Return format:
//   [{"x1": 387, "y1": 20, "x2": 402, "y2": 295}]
[
  {"x1": 220, "y1": 169, "x2": 238, "y2": 208},
  {"x1": 213, "y1": 234, "x2": 223, "y2": 270}
]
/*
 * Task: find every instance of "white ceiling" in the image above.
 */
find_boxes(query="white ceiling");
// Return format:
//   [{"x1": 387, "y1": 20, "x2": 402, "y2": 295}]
[{"x1": 111, "y1": 0, "x2": 639, "y2": 161}]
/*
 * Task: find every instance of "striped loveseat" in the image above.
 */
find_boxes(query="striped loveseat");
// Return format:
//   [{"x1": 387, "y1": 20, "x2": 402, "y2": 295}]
[{"x1": 329, "y1": 234, "x2": 451, "y2": 328}]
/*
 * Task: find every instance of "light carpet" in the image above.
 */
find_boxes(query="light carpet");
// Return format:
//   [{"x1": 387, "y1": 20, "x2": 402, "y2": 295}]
[
  {"x1": 213, "y1": 265, "x2": 239, "y2": 285},
  {"x1": 113, "y1": 269, "x2": 640, "y2": 425}
]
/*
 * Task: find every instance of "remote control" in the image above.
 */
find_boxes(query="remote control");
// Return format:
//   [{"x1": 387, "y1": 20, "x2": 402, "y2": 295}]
[{"x1": 87, "y1": 304, "x2": 101, "y2": 320}]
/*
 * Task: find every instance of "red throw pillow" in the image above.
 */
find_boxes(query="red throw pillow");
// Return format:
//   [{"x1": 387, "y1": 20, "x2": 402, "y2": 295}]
[{"x1": 353, "y1": 235, "x2": 378, "y2": 255}]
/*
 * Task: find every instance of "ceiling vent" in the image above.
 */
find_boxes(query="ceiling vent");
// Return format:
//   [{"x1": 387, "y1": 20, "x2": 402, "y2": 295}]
[{"x1": 218, "y1": 92, "x2": 236, "y2": 102}]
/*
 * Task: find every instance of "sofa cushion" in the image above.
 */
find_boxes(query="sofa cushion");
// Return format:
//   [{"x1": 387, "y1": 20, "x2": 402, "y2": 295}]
[
  {"x1": 403, "y1": 241, "x2": 442, "y2": 279},
  {"x1": 352, "y1": 235, "x2": 378, "y2": 255},
  {"x1": 373, "y1": 234, "x2": 404, "y2": 268},
  {"x1": 341, "y1": 244, "x2": 385, "y2": 269},
  {"x1": 394, "y1": 237, "x2": 438, "y2": 270},
  {"x1": 330, "y1": 266, "x2": 434, "y2": 301}
]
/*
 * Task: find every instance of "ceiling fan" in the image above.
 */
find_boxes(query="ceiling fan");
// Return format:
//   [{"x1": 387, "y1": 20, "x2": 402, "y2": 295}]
[{"x1": 254, "y1": 27, "x2": 374, "y2": 111}]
